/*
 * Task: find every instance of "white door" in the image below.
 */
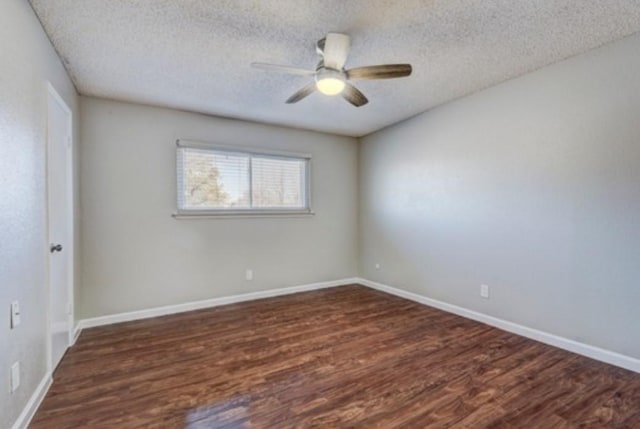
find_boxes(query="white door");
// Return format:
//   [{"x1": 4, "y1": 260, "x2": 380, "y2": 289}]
[{"x1": 47, "y1": 83, "x2": 73, "y2": 371}]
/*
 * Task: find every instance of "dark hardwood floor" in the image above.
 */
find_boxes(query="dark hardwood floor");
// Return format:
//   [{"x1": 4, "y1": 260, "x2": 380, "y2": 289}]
[{"x1": 31, "y1": 285, "x2": 640, "y2": 428}]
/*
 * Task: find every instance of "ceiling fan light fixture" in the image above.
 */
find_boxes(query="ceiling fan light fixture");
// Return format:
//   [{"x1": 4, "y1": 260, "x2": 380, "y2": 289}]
[
  {"x1": 316, "y1": 77, "x2": 345, "y2": 95},
  {"x1": 315, "y1": 68, "x2": 345, "y2": 96}
]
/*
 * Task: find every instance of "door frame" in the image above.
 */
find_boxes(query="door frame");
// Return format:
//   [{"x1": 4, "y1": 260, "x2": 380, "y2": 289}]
[{"x1": 45, "y1": 81, "x2": 75, "y2": 373}]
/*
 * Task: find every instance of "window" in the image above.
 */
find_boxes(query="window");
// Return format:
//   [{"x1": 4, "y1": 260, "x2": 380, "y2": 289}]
[{"x1": 176, "y1": 141, "x2": 311, "y2": 216}]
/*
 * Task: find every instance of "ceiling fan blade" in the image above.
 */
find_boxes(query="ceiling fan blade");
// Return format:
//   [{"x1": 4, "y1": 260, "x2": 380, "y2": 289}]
[
  {"x1": 251, "y1": 62, "x2": 316, "y2": 76},
  {"x1": 342, "y1": 83, "x2": 368, "y2": 107},
  {"x1": 322, "y1": 33, "x2": 350, "y2": 70},
  {"x1": 346, "y1": 64, "x2": 412, "y2": 81},
  {"x1": 286, "y1": 83, "x2": 316, "y2": 104}
]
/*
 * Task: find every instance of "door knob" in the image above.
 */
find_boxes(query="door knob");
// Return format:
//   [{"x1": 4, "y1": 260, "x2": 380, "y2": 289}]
[{"x1": 50, "y1": 244, "x2": 63, "y2": 253}]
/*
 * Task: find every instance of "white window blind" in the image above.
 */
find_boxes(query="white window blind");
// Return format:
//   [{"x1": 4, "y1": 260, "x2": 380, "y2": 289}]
[
  {"x1": 251, "y1": 157, "x2": 306, "y2": 208},
  {"x1": 177, "y1": 144, "x2": 310, "y2": 214}
]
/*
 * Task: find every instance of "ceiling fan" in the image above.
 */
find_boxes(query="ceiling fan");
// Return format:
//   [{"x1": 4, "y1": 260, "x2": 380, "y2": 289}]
[{"x1": 251, "y1": 33, "x2": 412, "y2": 107}]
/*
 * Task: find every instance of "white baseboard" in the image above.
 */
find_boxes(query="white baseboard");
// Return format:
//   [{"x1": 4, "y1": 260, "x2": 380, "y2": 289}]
[
  {"x1": 78, "y1": 278, "x2": 359, "y2": 331},
  {"x1": 71, "y1": 323, "x2": 82, "y2": 345},
  {"x1": 357, "y1": 278, "x2": 640, "y2": 374},
  {"x1": 11, "y1": 372, "x2": 52, "y2": 429}
]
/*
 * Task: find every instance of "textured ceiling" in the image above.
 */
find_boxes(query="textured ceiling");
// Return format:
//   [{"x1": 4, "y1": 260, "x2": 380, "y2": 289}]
[{"x1": 30, "y1": 0, "x2": 640, "y2": 137}]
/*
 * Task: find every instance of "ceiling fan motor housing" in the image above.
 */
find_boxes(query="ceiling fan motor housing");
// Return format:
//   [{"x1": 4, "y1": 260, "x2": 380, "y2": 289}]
[{"x1": 315, "y1": 67, "x2": 345, "y2": 82}]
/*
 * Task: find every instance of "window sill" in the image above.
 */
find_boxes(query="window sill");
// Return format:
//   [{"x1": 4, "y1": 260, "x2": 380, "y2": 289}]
[{"x1": 172, "y1": 210, "x2": 315, "y2": 219}]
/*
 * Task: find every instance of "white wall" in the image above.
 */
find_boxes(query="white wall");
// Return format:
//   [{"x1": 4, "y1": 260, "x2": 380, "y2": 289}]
[
  {"x1": 79, "y1": 97, "x2": 358, "y2": 318},
  {"x1": 359, "y1": 32, "x2": 640, "y2": 359},
  {"x1": 0, "y1": 1, "x2": 80, "y2": 427}
]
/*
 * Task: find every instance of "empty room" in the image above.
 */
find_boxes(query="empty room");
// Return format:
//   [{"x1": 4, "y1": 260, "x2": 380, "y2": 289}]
[{"x1": 3, "y1": 0, "x2": 640, "y2": 427}]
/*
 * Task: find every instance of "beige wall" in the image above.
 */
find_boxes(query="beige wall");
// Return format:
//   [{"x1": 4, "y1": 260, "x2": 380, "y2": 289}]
[
  {"x1": 79, "y1": 97, "x2": 358, "y2": 318},
  {"x1": 359, "y1": 32, "x2": 640, "y2": 359},
  {"x1": 0, "y1": 1, "x2": 80, "y2": 427}
]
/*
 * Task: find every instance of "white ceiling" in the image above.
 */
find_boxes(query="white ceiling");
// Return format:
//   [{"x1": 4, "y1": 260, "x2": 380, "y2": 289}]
[{"x1": 30, "y1": 0, "x2": 640, "y2": 137}]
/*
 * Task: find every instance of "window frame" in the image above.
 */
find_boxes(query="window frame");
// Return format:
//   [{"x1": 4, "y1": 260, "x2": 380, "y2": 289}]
[{"x1": 174, "y1": 139, "x2": 313, "y2": 218}]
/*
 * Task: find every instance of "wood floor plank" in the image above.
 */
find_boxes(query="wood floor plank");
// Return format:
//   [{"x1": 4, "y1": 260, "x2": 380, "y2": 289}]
[{"x1": 30, "y1": 285, "x2": 640, "y2": 428}]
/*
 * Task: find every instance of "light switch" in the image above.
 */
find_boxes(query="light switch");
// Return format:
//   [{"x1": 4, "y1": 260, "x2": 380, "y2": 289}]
[{"x1": 10, "y1": 301, "x2": 20, "y2": 328}]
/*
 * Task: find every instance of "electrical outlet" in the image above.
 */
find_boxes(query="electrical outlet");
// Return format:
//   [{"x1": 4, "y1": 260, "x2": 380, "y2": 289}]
[
  {"x1": 245, "y1": 269, "x2": 253, "y2": 281},
  {"x1": 375, "y1": 263, "x2": 380, "y2": 270},
  {"x1": 11, "y1": 362, "x2": 20, "y2": 393},
  {"x1": 10, "y1": 301, "x2": 20, "y2": 328},
  {"x1": 480, "y1": 284, "x2": 490, "y2": 299}
]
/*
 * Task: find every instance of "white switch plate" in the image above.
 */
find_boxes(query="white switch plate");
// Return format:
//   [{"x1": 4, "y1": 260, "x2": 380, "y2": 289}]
[
  {"x1": 10, "y1": 301, "x2": 20, "y2": 328},
  {"x1": 375, "y1": 263, "x2": 380, "y2": 270},
  {"x1": 11, "y1": 362, "x2": 20, "y2": 393},
  {"x1": 245, "y1": 269, "x2": 253, "y2": 281},
  {"x1": 480, "y1": 284, "x2": 490, "y2": 299}
]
